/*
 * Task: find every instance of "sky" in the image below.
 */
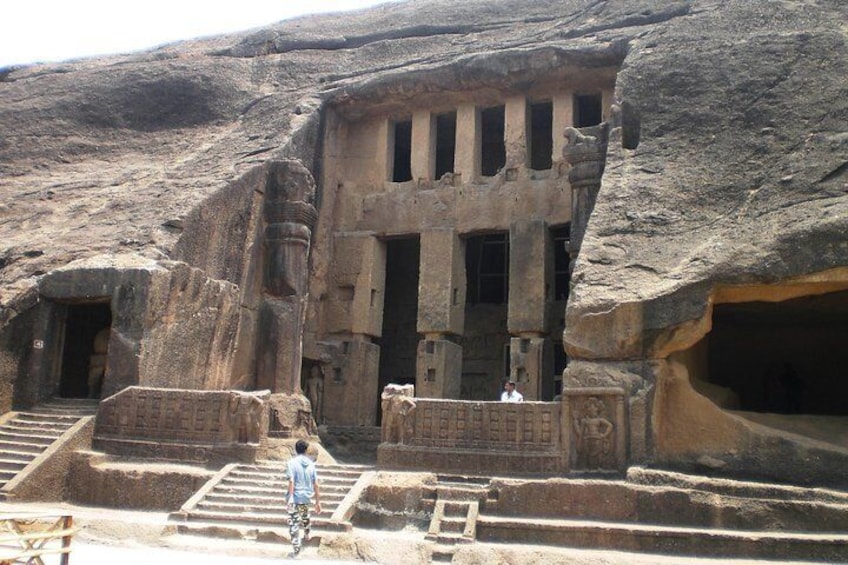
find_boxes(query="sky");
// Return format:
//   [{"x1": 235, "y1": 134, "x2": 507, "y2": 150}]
[{"x1": 0, "y1": 0, "x2": 394, "y2": 68}]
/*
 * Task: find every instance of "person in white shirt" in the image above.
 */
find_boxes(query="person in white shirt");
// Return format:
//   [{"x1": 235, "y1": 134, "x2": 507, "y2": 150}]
[{"x1": 500, "y1": 380, "x2": 524, "y2": 402}]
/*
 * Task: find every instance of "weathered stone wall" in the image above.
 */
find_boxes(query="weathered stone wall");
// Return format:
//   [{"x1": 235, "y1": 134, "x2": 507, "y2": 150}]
[
  {"x1": 0, "y1": 304, "x2": 37, "y2": 412},
  {"x1": 67, "y1": 451, "x2": 213, "y2": 510},
  {"x1": 138, "y1": 262, "x2": 242, "y2": 391}
]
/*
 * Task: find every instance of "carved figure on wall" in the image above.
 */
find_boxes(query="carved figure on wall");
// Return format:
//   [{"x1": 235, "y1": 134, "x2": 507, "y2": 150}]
[
  {"x1": 87, "y1": 327, "x2": 110, "y2": 399},
  {"x1": 573, "y1": 396, "x2": 614, "y2": 469},
  {"x1": 306, "y1": 365, "x2": 325, "y2": 424},
  {"x1": 381, "y1": 384, "x2": 416, "y2": 444},
  {"x1": 228, "y1": 391, "x2": 265, "y2": 443}
]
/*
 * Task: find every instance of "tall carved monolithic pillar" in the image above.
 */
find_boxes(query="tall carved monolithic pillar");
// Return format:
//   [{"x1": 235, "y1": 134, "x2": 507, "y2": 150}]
[
  {"x1": 257, "y1": 160, "x2": 318, "y2": 394},
  {"x1": 508, "y1": 220, "x2": 553, "y2": 400},
  {"x1": 416, "y1": 229, "x2": 466, "y2": 398},
  {"x1": 562, "y1": 123, "x2": 610, "y2": 261}
]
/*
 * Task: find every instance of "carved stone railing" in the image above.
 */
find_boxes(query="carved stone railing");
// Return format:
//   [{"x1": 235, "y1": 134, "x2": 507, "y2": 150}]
[
  {"x1": 378, "y1": 385, "x2": 628, "y2": 475},
  {"x1": 378, "y1": 398, "x2": 566, "y2": 474},
  {"x1": 93, "y1": 387, "x2": 269, "y2": 465}
]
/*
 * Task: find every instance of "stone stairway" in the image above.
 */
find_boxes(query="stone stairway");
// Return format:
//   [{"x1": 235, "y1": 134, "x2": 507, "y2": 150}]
[
  {"x1": 425, "y1": 476, "x2": 490, "y2": 562},
  {"x1": 171, "y1": 461, "x2": 375, "y2": 541},
  {"x1": 472, "y1": 468, "x2": 848, "y2": 562},
  {"x1": 397, "y1": 467, "x2": 848, "y2": 562},
  {"x1": 0, "y1": 398, "x2": 98, "y2": 494}
]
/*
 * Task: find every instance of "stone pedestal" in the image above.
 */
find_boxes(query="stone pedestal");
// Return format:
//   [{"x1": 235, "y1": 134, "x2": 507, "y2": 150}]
[
  {"x1": 509, "y1": 336, "x2": 552, "y2": 401},
  {"x1": 416, "y1": 339, "x2": 462, "y2": 399}
]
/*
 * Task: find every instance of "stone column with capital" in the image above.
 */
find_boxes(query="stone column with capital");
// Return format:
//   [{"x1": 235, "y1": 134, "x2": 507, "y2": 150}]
[
  {"x1": 256, "y1": 160, "x2": 318, "y2": 394},
  {"x1": 416, "y1": 229, "x2": 465, "y2": 398},
  {"x1": 507, "y1": 220, "x2": 553, "y2": 400},
  {"x1": 562, "y1": 123, "x2": 610, "y2": 262}
]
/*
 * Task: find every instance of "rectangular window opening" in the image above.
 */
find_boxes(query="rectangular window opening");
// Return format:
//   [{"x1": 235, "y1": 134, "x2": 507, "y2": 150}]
[
  {"x1": 481, "y1": 106, "x2": 506, "y2": 177},
  {"x1": 465, "y1": 233, "x2": 509, "y2": 304},
  {"x1": 392, "y1": 119, "x2": 413, "y2": 182},
  {"x1": 552, "y1": 225, "x2": 571, "y2": 301},
  {"x1": 434, "y1": 112, "x2": 456, "y2": 179},
  {"x1": 574, "y1": 94, "x2": 603, "y2": 128},
  {"x1": 529, "y1": 101, "x2": 553, "y2": 171}
]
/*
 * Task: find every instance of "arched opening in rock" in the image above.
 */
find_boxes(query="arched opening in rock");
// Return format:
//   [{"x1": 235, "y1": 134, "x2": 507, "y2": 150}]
[
  {"x1": 706, "y1": 290, "x2": 848, "y2": 417},
  {"x1": 59, "y1": 302, "x2": 112, "y2": 399}
]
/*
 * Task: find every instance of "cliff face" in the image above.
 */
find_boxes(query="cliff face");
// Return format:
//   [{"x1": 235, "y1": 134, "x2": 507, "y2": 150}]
[
  {"x1": 566, "y1": 0, "x2": 848, "y2": 361},
  {"x1": 1, "y1": 0, "x2": 847, "y2": 484},
  {"x1": 2, "y1": 0, "x2": 845, "y2": 338}
]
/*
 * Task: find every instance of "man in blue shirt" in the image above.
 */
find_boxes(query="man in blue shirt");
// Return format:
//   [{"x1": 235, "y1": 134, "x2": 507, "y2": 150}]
[{"x1": 287, "y1": 439, "x2": 322, "y2": 555}]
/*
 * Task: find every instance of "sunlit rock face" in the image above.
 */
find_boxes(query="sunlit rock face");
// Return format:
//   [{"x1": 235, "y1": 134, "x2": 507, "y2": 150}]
[{"x1": 0, "y1": 0, "x2": 846, "y2": 486}]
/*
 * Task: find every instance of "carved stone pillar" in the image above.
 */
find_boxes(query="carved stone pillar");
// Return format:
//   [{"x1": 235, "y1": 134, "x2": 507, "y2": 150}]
[
  {"x1": 562, "y1": 123, "x2": 610, "y2": 261},
  {"x1": 322, "y1": 339, "x2": 381, "y2": 426},
  {"x1": 257, "y1": 160, "x2": 318, "y2": 394},
  {"x1": 509, "y1": 336, "x2": 553, "y2": 401},
  {"x1": 416, "y1": 338, "x2": 462, "y2": 399}
]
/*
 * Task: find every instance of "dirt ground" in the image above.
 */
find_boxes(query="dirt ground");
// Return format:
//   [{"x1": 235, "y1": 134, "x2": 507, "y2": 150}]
[{"x1": 0, "y1": 500, "x2": 837, "y2": 565}]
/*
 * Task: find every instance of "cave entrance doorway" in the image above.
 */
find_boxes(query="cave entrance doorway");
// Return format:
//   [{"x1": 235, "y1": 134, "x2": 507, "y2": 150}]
[
  {"x1": 707, "y1": 289, "x2": 848, "y2": 416},
  {"x1": 376, "y1": 236, "x2": 421, "y2": 424},
  {"x1": 59, "y1": 303, "x2": 112, "y2": 399}
]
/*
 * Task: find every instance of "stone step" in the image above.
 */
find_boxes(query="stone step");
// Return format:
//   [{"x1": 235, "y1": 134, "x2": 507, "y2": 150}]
[
  {"x1": 320, "y1": 476, "x2": 358, "y2": 485},
  {"x1": 174, "y1": 518, "x2": 348, "y2": 543},
  {"x1": 628, "y1": 467, "x2": 848, "y2": 504},
  {"x1": 1, "y1": 422, "x2": 71, "y2": 434},
  {"x1": 198, "y1": 501, "x2": 290, "y2": 514},
  {"x1": 0, "y1": 451, "x2": 36, "y2": 463},
  {"x1": 476, "y1": 515, "x2": 848, "y2": 561},
  {"x1": 29, "y1": 401, "x2": 98, "y2": 416},
  {"x1": 174, "y1": 463, "x2": 369, "y2": 540},
  {"x1": 435, "y1": 485, "x2": 487, "y2": 501},
  {"x1": 235, "y1": 465, "x2": 287, "y2": 474},
  {"x1": 228, "y1": 469, "x2": 287, "y2": 479},
  {"x1": 0, "y1": 456, "x2": 29, "y2": 467},
  {"x1": 440, "y1": 517, "x2": 466, "y2": 534},
  {"x1": 13, "y1": 413, "x2": 82, "y2": 424},
  {"x1": 0, "y1": 441, "x2": 46, "y2": 454},
  {"x1": 442, "y1": 501, "x2": 471, "y2": 517},
  {"x1": 430, "y1": 545, "x2": 456, "y2": 562},
  {"x1": 197, "y1": 499, "x2": 342, "y2": 515},
  {"x1": 0, "y1": 432, "x2": 56, "y2": 445},
  {"x1": 185, "y1": 509, "x2": 345, "y2": 530},
  {"x1": 219, "y1": 477, "x2": 288, "y2": 488},
  {"x1": 435, "y1": 532, "x2": 474, "y2": 545},
  {"x1": 212, "y1": 484, "x2": 284, "y2": 496},
  {"x1": 204, "y1": 492, "x2": 287, "y2": 504}
]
